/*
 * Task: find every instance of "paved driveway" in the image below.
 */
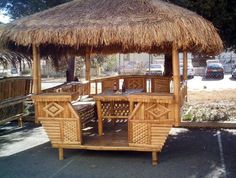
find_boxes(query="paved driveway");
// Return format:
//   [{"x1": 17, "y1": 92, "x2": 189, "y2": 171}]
[
  {"x1": 0, "y1": 123, "x2": 236, "y2": 178},
  {"x1": 188, "y1": 74, "x2": 236, "y2": 91}
]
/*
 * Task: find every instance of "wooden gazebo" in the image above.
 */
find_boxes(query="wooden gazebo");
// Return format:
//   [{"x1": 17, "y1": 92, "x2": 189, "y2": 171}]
[{"x1": 0, "y1": 0, "x2": 223, "y2": 165}]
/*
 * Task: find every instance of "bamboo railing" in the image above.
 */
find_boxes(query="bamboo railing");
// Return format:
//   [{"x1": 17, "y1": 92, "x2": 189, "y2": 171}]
[
  {"x1": 0, "y1": 77, "x2": 32, "y2": 125},
  {"x1": 42, "y1": 75, "x2": 171, "y2": 96},
  {"x1": 0, "y1": 77, "x2": 32, "y2": 101}
]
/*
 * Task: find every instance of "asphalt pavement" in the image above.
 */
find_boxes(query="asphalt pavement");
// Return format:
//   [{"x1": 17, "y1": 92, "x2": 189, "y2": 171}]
[
  {"x1": 1, "y1": 122, "x2": 236, "y2": 178},
  {"x1": 188, "y1": 74, "x2": 236, "y2": 91}
]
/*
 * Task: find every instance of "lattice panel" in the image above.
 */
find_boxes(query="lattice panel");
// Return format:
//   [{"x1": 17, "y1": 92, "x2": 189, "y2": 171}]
[
  {"x1": 113, "y1": 102, "x2": 129, "y2": 116},
  {"x1": 126, "y1": 78, "x2": 144, "y2": 89},
  {"x1": 43, "y1": 102, "x2": 64, "y2": 117},
  {"x1": 101, "y1": 102, "x2": 129, "y2": 116},
  {"x1": 131, "y1": 123, "x2": 148, "y2": 144},
  {"x1": 63, "y1": 121, "x2": 78, "y2": 143},
  {"x1": 101, "y1": 102, "x2": 112, "y2": 116}
]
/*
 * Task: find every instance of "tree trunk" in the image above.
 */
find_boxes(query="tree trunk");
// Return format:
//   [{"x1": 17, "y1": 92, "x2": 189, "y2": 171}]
[
  {"x1": 164, "y1": 53, "x2": 173, "y2": 77},
  {"x1": 66, "y1": 57, "x2": 75, "y2": 82}
]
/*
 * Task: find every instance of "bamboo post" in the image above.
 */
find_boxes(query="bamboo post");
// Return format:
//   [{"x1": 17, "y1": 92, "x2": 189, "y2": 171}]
[
  {"x1": 32, "y1": 44, "x2": 38, "y2": 94},
  {"x1": 96, "y1": 100, "x2": 103, "y2": 136},
  {"x1": 59, "y1": 148, "x2": 64, "y2": 160},
  {"x1": 85, "y1": 49, "x2": 91, "y2": 81},
  {"x1": 32, "y1": 44, "x2": 41, "y2": 94},
  {"x1": 172, "y1": 42, "x2": 180, "y2": 126},
  {"x1": 152, "y1": 151, "x2": 158, "y2": 166},
  {"x1": 37, "y1": 46, "x2": 41, "y2": 93}
]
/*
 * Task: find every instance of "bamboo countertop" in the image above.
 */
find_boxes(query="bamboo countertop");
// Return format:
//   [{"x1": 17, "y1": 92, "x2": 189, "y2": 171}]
[
  {"x1": 93, "y1": 90, "x2": 174, "y2": 103},
  {"x1": 93, "y1": 89, "x2": 143, "y2": 101},
  {"x1": 32, "y1": 92, "x2": 79, "y2": 101},
  {"x1": 128, "y1": 93, "x2": 174, "y2": 103}
]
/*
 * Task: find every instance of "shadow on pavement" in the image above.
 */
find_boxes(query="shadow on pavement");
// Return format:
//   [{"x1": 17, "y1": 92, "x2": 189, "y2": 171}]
[{"x1": 229, "y1": 77, "x2": 236, "y2": 81}]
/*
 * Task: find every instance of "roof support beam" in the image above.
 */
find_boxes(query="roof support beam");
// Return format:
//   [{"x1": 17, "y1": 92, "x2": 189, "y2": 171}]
[{"x1": 172, "y1": 42, "x2": 180, "y2": 126}]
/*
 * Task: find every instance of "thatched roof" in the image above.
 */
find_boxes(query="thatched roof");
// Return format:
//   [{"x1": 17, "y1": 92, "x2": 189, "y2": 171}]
[{"x1": 0, "y1": 0, "x2": 223, "y2": 56}]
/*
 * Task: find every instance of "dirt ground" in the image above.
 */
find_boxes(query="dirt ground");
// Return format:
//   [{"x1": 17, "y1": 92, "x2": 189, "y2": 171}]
[
  {"x1": 183, "y1": 89, "x2": 236, "y2": 122},
  {"x1": 188, "y1": 89, "x2": 236, "y2": 103}
]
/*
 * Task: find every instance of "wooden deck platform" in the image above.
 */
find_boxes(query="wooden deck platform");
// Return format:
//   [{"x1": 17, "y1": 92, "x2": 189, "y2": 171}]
[{"x1": 83, "y1": 120, "x2": 129, "y2": 147}]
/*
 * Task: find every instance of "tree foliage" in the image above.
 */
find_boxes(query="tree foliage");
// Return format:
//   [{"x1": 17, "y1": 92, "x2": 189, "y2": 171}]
[
  {"x1": 168, "y1": 0, "x2": 236, "y2": 50},
  {"x1": 0, "y1": 0, "x2": 71, "y2": 19}
]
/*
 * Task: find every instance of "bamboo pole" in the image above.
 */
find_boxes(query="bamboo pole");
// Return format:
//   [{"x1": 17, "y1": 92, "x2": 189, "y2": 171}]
[
  {"x1": 36, "y1": 46, "x2": 41, "y2": 93},
  {"x1": 172, "y1": 42, "x2": 180, "y2": 126},
  {"x1": 152, "y1": 151, "x2": 158, "y2": 166},
  {"x1": 96, "y1": 100, "x2": 103, "y2": 136},
  {"x1": 85, "y1": 48, "x2": 91, "y2": 81},
  {"x1": 32, "y1": 44, "x2": 38, "y2": 94}
]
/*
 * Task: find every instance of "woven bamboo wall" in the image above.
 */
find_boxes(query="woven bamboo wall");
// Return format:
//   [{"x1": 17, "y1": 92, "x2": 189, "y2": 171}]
[
  {"x1": 151, "y1": 77, "x2": 170, "y2": 93},
  {"x1": 128, "y1": 94, "x2": 174, "y2": 150},
  {"x1": 0, "y1": 77, "x2": 32, "y2": 101},
  {"x1": 33, "y1": 94, "x2": 82, "y2": 146}
]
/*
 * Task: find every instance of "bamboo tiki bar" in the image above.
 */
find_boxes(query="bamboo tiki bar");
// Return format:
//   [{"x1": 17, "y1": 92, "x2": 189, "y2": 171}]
[{"x1": 0, "y1": 0, "x2": 223, "y2": 166}]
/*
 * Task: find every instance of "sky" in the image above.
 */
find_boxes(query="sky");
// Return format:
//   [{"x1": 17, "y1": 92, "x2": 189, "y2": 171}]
[{"x1": 0, "y1": 10, "x2": 11, "y2": 23}]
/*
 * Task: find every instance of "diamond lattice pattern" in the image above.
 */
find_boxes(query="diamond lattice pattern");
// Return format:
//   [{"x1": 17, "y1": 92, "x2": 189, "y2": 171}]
[
  {"x1": 146, "y1": 104, "x2": 170, "y2": 119},
  {"x1": 43, "y1": 102, "x2": 64, "y2": 117}
]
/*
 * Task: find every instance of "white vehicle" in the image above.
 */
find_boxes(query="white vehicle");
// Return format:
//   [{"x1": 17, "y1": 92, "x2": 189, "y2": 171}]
[
  {"x1": 179, "y1": 63, "x2": 195, "y2": 79},
  {"x1": 146, "y1": 64, "x2": 164, "y2": 75},
  {"x1": 206, "y1": 59, "x2": 220, "y2": 65}
]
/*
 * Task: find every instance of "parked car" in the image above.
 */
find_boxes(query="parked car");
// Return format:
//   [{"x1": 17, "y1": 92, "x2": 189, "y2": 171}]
[
  {"x1": 11, "y1": 68, "x2": 19, "y2": 76},
  {"x1": 205, "y1": 63, "x2": 224, "y2": 79},
  {"x1": 179, "y1": 63, "x2": 195, "y2": 79},
  {"x1": 232, "y1": 68, "x2": 236, "y2": 79},
  {"x1": 146, "y1": 64, "x2": 164, "y2": 75}
]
